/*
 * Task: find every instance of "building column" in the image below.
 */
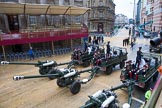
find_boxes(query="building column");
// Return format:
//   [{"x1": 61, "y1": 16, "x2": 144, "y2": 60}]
[
  {"x1": 51, "y1": 41, "x2": 54, "y2": 54},
  {"x1": 4, "y1": 15, "x2": 10, "y2": 33},
  {"x1": 2, "y1": 46, "x2": 6, "y2": 61},
  {"x1": 40, "y1": 0, "x2": 47, "y2": 4},
  {"x1": 29, "y1": 43, "x2": 31, "y2": 48},
  {"x1": 59, "y1": 0, "x2": 64, "y2": 5},
  {"x1": 18, "y1": 0, "x2": 25, "y2": 3},
  {"x1": 70, "y1": 0, "x2": 74, "y2": 5},
  {"x1": 70, "y1": 39, "x2": 73, "y2": 50}
]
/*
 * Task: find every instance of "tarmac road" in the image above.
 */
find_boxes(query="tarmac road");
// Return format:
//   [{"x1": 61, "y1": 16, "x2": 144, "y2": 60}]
[{"x1": 0, "y1": 28, "x2": 157, "y2": 108}]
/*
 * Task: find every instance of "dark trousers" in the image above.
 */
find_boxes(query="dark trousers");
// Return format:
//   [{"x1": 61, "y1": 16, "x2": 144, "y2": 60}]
[
  {"x1": 29, "y1": 54, "x2": 34, "y2": 60},
  {"x1": 135, "y1": 59, "x2": 141, "y2": 68}
]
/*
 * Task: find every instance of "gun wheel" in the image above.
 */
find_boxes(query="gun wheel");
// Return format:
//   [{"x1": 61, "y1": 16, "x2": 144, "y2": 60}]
[
  {"x1": 83, "y1": 61, "x2": 90, "y2": 67},
  {"x1": 39, "y1": 67, "x2": 48, "y2": 75},
  {"x1": 70, "y1": 81, "x2": 81, "y2": 94},
  {"x1": 48, "y1": 69, "x2": 58, "y2": 80},
  {"x1": 57, "y1": 78, "x2": 66, "y2": 87},
  {"x1": 105, "y1": 66, "x2": 113, "y2": 75}
]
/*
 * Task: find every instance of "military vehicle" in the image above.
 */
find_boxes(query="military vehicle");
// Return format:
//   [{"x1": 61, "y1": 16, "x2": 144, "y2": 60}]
[
  {"x1": 80, "y1": 80, "x2": 135, "y2": 108},
  {"x1": 1, "y1": 60, "x2": 70, "y2": 75},
  {"x1": 71, "y1": 45, "x2": 105, "y2": 67},
  {"x1": 13, "y1": 66, "x2": 100, "y2": 94},
  {"x1": 120, "y1": 52, "x2": 160, "y2": 90},
  {"x1": 91, "y1": 46, "x2": 128, "y2": 75}
]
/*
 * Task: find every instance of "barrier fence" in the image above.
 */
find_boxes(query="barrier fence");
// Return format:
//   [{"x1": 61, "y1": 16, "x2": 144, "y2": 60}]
[{"x1": 0, "y1": 28, "x2": 88, "y2": 46}]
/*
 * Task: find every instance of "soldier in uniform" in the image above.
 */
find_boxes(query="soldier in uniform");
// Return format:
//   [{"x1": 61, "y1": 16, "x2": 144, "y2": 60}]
[
  {"x1": 135, "y1": 47, "x2": 142, "y2": 68},
  {"x1": 106, "y1": 41, "x2": 110, "y2": 54}
]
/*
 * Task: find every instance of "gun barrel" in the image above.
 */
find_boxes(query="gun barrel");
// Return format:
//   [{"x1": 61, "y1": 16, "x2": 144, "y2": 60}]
[
  {"x1": 80, "y1": 102, "x2": 94, "y2": 108},
  {"x1": 78, "y1": 68, "x2": 92, "y2": 74},
  {"x1": 58, "y1": 61, "x2": 70, "y2": 66},
  {"x1": 1, "y1": 61, "x2": 37, "y2": 65},
  {"x1": 78, "y1": 66, "x2": 100, "y2": 74},
  {"x1": 150, "y1": 37, "x2": 162, "y2": 46},
  {"x1": 13, "y1": 74, "x2": 60, "y2": 81},
  {"x1": 110, "y1": 83, "x2": 127, "y2": 91},
  {"x1": 110, "y1": 80, "x2": 135, "y2": 91},
  {"x1": 1, "y1": 61, "x2": 57, "y2": 67}
]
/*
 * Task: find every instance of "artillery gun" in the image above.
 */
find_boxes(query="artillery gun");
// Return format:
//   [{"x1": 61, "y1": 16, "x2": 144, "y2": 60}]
[
  {"x1": 91, "y1": 46, "x2": 127, "y2": 75},
  {"x1": 149, "y1": 30, "x2": 162, "y2": 53},
  {"x1": 1, "y1": 60, "x2": 71, "y2": 75},
  {"x1": 13, "y1": 66, "x2": 100, "y2": 94},
  {"x1": 80, "y1": 80, "x2": 135, "y2": 108},
  {"x1": 71, "y1": 45, "x2": 105, "y2": 67},
  {"x1": 120, "y1": 52, "x2": 160, "y2": 90}
]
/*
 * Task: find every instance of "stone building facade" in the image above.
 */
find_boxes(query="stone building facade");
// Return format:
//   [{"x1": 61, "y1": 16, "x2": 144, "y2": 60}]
[
  {"x1": 87, "y1": 0, "x2": 115, "y2": 33},
  {"x1": 115, "y1": 14, "x2": 128, "y2": 27},
  {"x1": 0, "y1": 0, "x2": 89, "y2": 54},
  {"x1": 140, "y1": 0, "x2": 162, "y2": 32},
  {"x1": 0, "y1": 0, "x2": 88, "y2": 33}
]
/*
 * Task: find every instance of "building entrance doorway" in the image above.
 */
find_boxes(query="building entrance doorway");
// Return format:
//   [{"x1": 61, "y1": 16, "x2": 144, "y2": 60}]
[{"x1": 98, "y1": 22, "x2": 104, "y2": 33}]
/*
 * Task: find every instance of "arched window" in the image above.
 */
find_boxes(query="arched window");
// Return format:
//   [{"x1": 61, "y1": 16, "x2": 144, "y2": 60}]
[{"x1": 99, "y1": 0, "x2": 104, "y2": 6}]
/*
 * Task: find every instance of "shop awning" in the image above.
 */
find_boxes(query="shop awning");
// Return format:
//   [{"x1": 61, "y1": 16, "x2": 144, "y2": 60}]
[{"x1": 0, "y1": 2, "x2": 90, "y2": 15}]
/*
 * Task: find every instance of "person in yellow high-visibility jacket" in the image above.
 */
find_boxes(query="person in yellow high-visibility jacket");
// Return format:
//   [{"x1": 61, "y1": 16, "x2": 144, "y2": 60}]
[{"x1": 145, "y1": 88, "x2": 153, "y2": 104}]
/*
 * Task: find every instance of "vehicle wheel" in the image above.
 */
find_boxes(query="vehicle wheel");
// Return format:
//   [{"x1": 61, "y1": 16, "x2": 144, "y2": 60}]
[
  {"x1": 47, "y1": 69, "x2": 58, "y2": 80},
  {"x1": 83, "y1": 61, "x2": 90, "y2": 67},
  {"x1": 120, "y1": 61, "x2": 125, "y2": 69},
  {"x1": 105, "y1": 66, "x2": 113, "y2": 75},
  {"x1": 153, "y1": 72, "x2": 159, "y2": 81},
  {"x1": 70, "y1": 81, "x2": 81, "y2": 94},
  {"x1": 56, "y1": 78, "x2": 66, "y2": 87}
]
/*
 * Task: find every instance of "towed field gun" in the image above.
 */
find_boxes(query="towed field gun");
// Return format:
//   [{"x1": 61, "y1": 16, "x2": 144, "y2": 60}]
[
  {"x1": 91, "y1": 46, "x2": 128, "y2": 75},
  {"x1": 71, "y1": 45, "x2": 105, "y2": 67},
  {"x1": 120, "y1": 52, "x2": 161, "y2": 90},
  {"x1": 13, "y1": 66, "x2": 100, "y2": 94},
  {"x1": 149, "y1": 31, "x2": 162, "y2": 53},
  {"x1": 1, "y1": 60, "x2": 71, "y2": 75},
  {"x1": 80, "y1": 80, "x2": 136, "y2": 108}
]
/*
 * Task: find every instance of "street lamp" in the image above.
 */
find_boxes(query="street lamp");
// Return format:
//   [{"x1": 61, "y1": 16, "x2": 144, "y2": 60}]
[
  {"x1": 131, "y1": 0, "x2": 136, "y2": 42},
  {"x1": 133, "y1": 0, "x2": 136, "y2": 24}
]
